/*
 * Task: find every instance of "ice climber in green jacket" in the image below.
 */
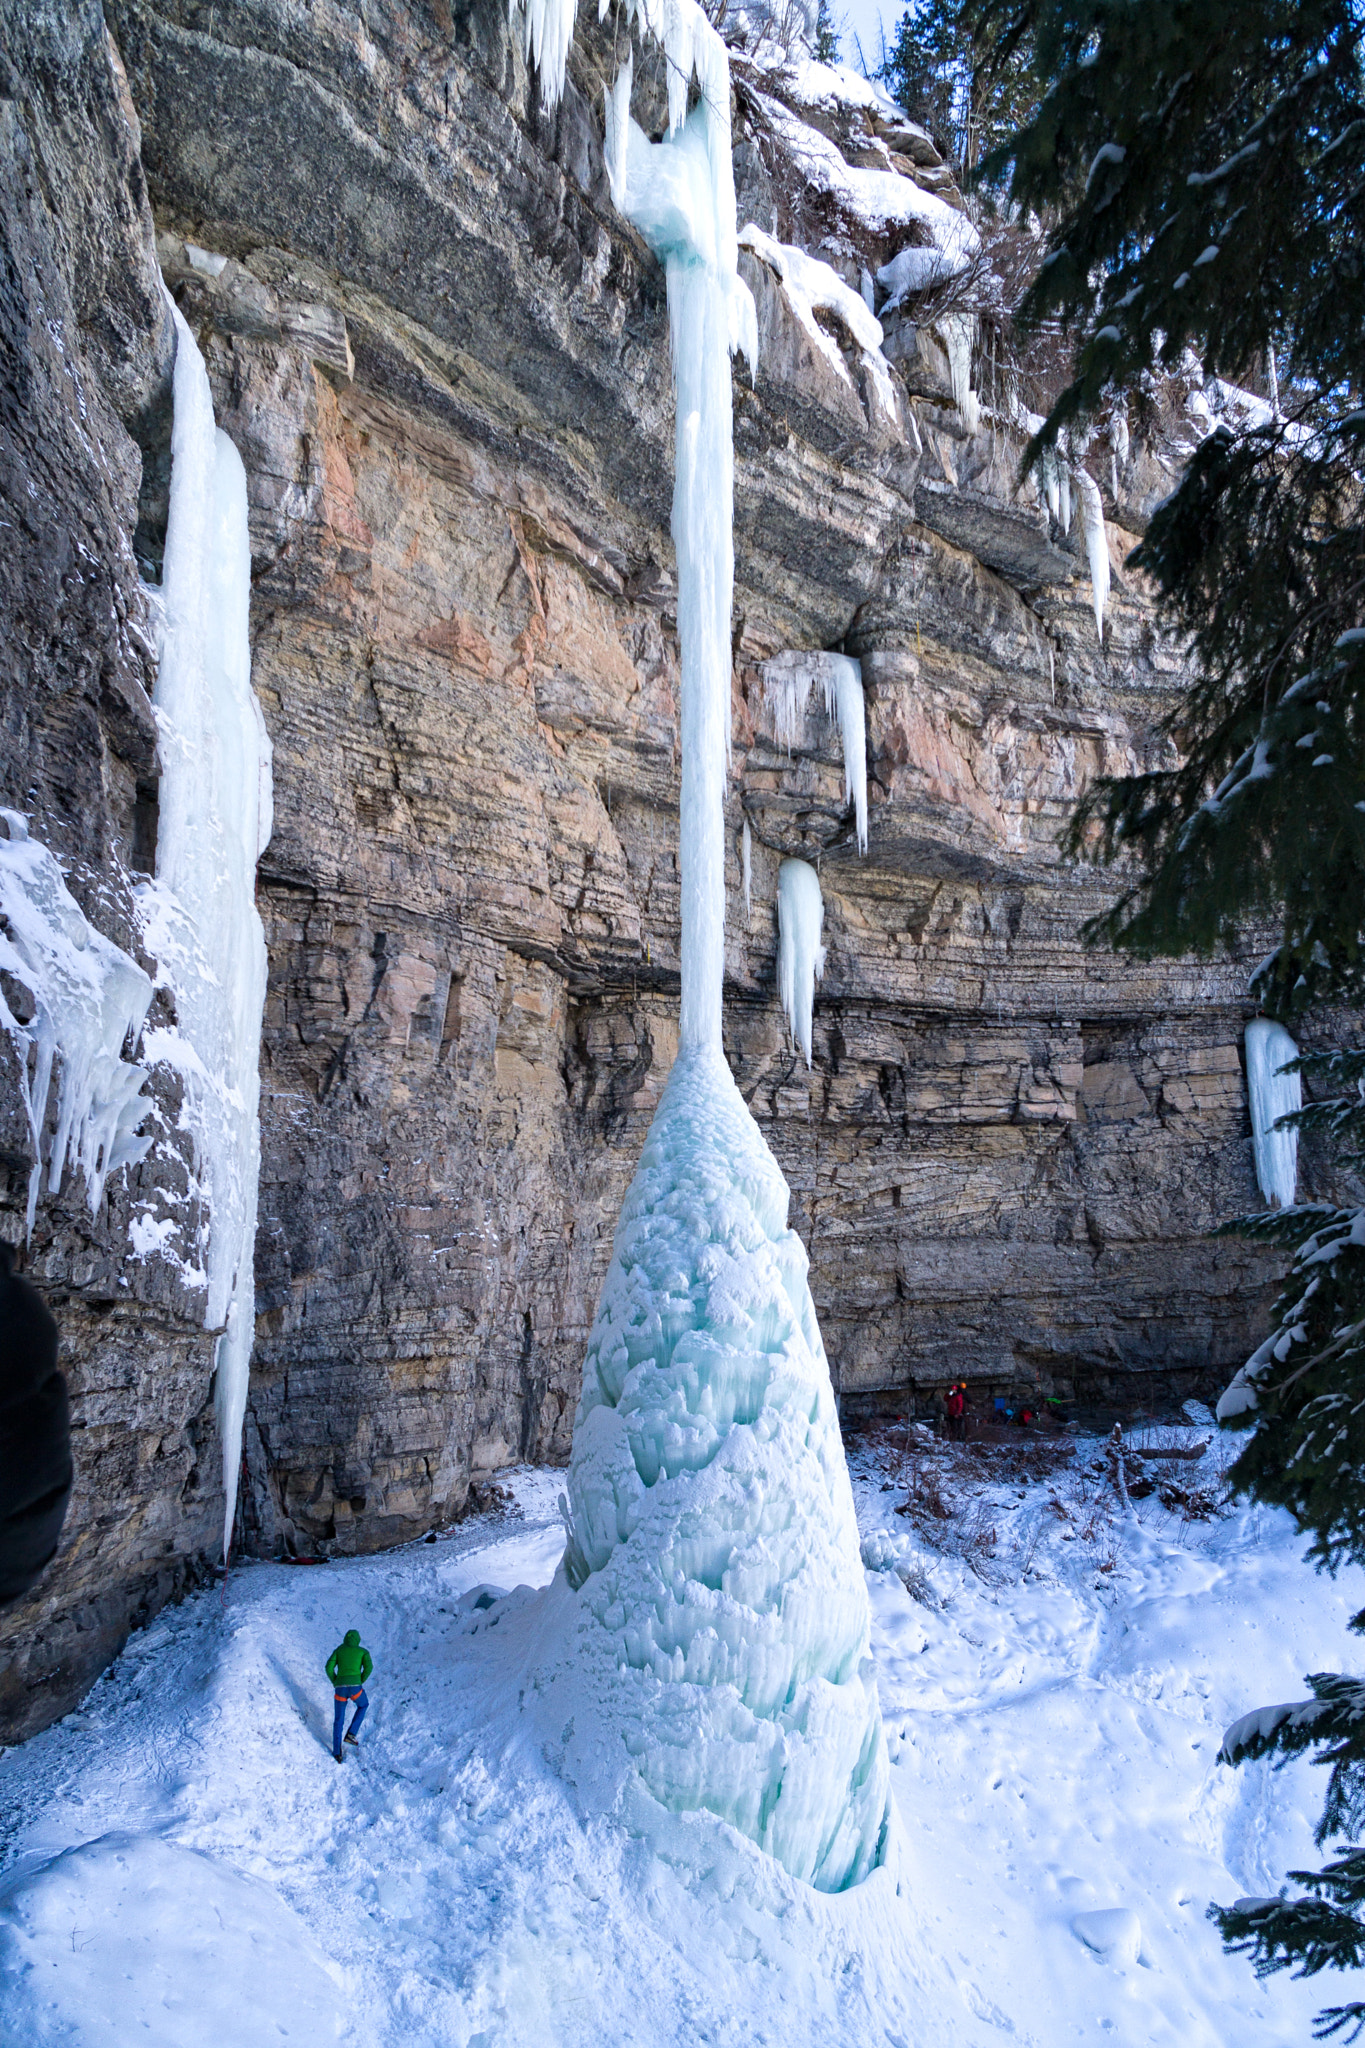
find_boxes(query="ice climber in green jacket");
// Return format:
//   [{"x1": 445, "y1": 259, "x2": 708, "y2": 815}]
[{"x1": 326, "y1": 1629, "x2": 373, "y2": 1761}]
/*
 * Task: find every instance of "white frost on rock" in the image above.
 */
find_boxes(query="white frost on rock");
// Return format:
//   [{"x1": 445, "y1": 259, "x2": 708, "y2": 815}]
[
  {"x1": 756, "y1": 53, "x2": 903, "y2": 122},
  {"x1": 139, "y1": 298, "x2": 272, "y2": 1558},
  {"x1": 1075, "y1": 468, "x2": 1110, "y2": 645},
  {"x1": 777, "y1": 858, "x2": 826, "y2": 1068},
  {"x1": 0, "y1": 813, "x2": 154, "y2": 1235},
  {"x1": 1245, "y1": 1017, "x2": 1300, "y2": 1210},
  {"x1": 560, "y1": 1044, "x2": 888, "y2": 1890}
]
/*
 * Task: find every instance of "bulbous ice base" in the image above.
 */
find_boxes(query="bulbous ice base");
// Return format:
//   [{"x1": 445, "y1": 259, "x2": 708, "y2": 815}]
[{"x1": 559, "y1": 1044, "x2": 889, "y2": 1892}]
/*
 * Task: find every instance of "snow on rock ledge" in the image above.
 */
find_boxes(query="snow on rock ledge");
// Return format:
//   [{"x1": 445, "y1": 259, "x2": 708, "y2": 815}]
[
  {"x1": 559, "y1": 1045, "x2": 888, "y2": 1891},
  {"x1": 738, "y1": 224, "x2": 899, "y2": 432}
]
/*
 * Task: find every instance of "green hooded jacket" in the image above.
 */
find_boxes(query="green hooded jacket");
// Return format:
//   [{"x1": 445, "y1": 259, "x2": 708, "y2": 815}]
[{"x1": 326, "y1": 1630, "x2": 373, "y2": 1687}]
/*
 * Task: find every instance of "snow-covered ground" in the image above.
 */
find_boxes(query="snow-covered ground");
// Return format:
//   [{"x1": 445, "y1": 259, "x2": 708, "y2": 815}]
[{"x1": 1, "y1": 1434, "x2": 1356, "y2": 2046}]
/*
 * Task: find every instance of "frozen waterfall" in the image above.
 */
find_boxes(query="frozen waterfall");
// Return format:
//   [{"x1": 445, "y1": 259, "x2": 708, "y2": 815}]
[
  {"x1": 1245, "y1": 1017, "x2": 1300, "y2": 1210},
  {"x1": 538, "y1": 0, "x2": 890, "y2": 1891},
  {"x1": 777, "y1": 858, "x2": 826, "y2": 1069},
  {"x1": 139, "y1": 299, "x2": 272, "y2": 1560}
]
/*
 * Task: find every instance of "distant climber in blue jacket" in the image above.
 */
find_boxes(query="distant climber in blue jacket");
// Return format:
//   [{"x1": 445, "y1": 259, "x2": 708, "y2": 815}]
[{"x1": 326, "y1": 1629, "x2": 372, "y2": 1762}]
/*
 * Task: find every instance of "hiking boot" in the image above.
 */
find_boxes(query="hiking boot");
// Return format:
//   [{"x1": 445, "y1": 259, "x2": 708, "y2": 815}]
[
  {"x1": 344, "y1": 1732, "x2": 360, "y2": 1747},
  {"x1": 333, "y1": 1750, "x2": 344, "y2": 1763}
]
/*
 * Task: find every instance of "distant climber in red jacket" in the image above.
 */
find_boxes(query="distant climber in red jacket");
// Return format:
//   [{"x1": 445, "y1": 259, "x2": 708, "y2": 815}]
[
  {"x1": 326, "y1": 1629, "x2": 373, "y2": 1761},
  {"x1": 945, "y1": 1382, "x2": 967, "y2": 1441}
]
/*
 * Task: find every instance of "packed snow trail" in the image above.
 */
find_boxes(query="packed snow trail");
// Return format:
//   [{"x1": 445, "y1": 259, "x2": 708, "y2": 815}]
[
  {"x1": 0, "y1": 1459, "x2": 1353, "y2": 2047},
  {"x1": 524, "y1": 1, "x2": 890, "y2": 1888},
  {"x1": 139, "y1": 300, "x2": 273, "y2": 1558}
]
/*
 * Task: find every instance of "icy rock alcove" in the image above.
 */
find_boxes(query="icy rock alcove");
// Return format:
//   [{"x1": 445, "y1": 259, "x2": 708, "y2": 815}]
[{"x1": 512, "y1": 0, "x2": 891, "y2": 1895}]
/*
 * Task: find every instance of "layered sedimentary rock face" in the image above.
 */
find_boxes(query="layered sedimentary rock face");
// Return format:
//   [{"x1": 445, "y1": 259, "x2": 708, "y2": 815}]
[{"x1": 0, "y1": 0, "x2": 1310, "y2": 1737}]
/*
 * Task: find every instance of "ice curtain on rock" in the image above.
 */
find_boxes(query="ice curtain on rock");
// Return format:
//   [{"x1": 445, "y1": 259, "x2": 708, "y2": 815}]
[
  {"x1": 138, "y1": 299, "x2": 273, "y2": 1562},
  {"x1": 521, "y1": 0, "x2": 890, "y2": 1888}
]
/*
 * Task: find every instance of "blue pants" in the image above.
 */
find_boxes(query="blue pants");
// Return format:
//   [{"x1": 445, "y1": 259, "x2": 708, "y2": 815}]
[{"x1": 332, "y1": 1686, "x2": 368, "y2": 1756}]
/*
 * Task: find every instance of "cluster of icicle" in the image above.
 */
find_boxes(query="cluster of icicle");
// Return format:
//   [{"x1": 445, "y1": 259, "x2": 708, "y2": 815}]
[
  {"x1": 524, "y1": 0, "x2": 890, "y2": 1889},
  {"x1": 1037, "y1": 443, "x2": 1110, "y2": 645},
  {"x1": 0, "y1": 816, "x2": 155, "y2": 1235},
  {"x1": 0, "y1": 299, "x2": 271, "y2": 1562},
  {"x1": 760, "y1": 652, "x2": 868, "y2": 855},
  {"x1": 139, "y1": 297, "x2": 273, "y2": 1560},
  {"x1": 759, "y1": 651, "x2": 867, "y2": 1065},
  {"x1": 940, "y1": 312, "x2": 979, "y2": 434}
]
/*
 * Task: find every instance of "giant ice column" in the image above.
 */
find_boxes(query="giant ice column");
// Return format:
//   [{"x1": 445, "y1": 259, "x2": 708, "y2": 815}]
[
  {"x1": 540, "y1": 0, "x2": 889, "y2": 1891},
  {"x1": 1245, "y1": 1017, "x2": 1300, "y2": 1210},
  {"x1": 140, "y1": 299, "x2": 272, "y2": 1559}
]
